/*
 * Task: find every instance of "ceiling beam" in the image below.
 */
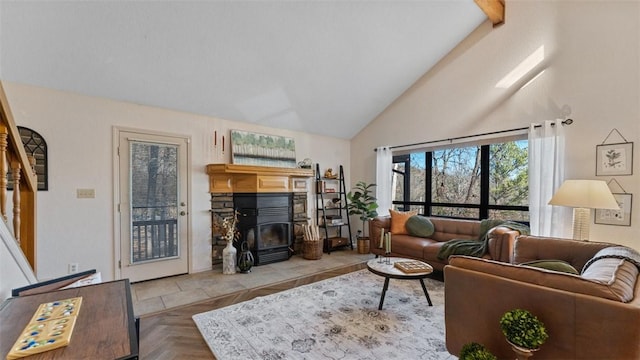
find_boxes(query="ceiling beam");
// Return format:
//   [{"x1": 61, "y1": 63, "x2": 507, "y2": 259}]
[{"x1": 474, "y1": 0, "x2": 505, "y2": 27}]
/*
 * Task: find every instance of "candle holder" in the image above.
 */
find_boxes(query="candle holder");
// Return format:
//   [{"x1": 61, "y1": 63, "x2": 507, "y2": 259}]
[{"x1": 384, "y1": 252, "x2": 391, "y2": 265}]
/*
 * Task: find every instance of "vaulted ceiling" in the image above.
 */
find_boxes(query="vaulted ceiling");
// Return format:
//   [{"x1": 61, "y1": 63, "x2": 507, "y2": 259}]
[{"x1": 0, "y1": 1, "x2": 488, "y2": 139}]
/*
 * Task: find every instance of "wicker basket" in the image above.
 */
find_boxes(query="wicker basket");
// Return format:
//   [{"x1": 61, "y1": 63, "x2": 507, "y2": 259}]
[
  {"x1": 303, "y1": 240, "x2": 323, "y2": 260},
  {"x1": 302, "y1": 222, "x2": 323, "y2": 260}
]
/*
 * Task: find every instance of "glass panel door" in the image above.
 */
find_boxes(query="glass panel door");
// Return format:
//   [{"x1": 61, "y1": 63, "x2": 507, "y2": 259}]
[
  {"x1": 130, "y1": 141, "x2": 179, "y2": 263},
  {"x1": 118, "y1": 129, "x2": 189, "y2": 282}
]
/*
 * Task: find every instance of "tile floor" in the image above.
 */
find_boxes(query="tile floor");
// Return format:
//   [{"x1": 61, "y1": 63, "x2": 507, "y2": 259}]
[{"x1": 131, "y1": 251, "x2": 375, "y2": 317}]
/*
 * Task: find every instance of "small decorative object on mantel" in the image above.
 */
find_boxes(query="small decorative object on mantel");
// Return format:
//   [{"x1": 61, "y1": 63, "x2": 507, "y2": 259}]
[
  {"x1": 595, "y1": 178, "x2": 633, "y2": 226},
  {"x1": 596, "y1": 128, "x2": 633, "y2": 176},
  {"x1": 297, "y1": 158, "x2": 312, "y2": 169},
  {"x1": 500, "y1": 309, "x2": 548, "y2": 360}
]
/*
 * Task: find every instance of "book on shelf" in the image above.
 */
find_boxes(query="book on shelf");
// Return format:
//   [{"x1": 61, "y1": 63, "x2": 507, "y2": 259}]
[
  {"x1": 321, "y1": 215, "x2": 343, "y2": 226},
  {"x1": 394, "y1": 260, "x2": 431, "y2": 274},
  {"x1": 326, "y1": 215, "x2": 342, "y2": 223}
]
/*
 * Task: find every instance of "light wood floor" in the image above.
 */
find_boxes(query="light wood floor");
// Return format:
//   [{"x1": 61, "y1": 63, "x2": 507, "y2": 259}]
[{"x1": 138, "y1": 254, "x2": 372, "y2": 359}]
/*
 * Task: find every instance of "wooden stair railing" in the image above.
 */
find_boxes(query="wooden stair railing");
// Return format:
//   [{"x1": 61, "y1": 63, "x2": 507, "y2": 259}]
[{"x1": 0, "y1": 82, "x2": 38, "y2": 272}]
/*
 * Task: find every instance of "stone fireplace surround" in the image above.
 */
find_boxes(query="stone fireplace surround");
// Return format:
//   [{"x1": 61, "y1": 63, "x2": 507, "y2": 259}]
[{"x1": 207, "y1": 164, "x2": 313, "y2": 266}]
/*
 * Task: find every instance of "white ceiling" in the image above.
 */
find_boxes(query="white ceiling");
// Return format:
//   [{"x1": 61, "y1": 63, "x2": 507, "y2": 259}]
[{"x1": 0, "y1": 1, "x2": 486, "y2": 139}]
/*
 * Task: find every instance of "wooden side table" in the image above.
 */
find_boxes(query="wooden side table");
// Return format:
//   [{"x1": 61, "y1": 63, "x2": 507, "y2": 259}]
[{"x1": 0, "y1": 279, "x2": 138, "y2": 359}]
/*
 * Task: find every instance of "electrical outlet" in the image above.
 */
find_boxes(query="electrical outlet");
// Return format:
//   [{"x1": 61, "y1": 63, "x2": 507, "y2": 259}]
[
  {"x1": 77, "y1": 188, "x2": 95, "y2": 199},
  {"x1": 68, "y1": 263, "x2": 79, "y2": 274}
]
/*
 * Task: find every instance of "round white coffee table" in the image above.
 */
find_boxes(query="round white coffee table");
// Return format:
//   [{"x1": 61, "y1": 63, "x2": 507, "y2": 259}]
[{"x1": 367, "y1": 257, "x2": 434, "y2": 310}]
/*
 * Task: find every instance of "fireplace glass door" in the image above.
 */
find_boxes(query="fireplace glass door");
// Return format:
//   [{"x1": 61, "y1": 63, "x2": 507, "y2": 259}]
[{"x1": 259, "y1": 223, "x2": 291, "y2": 249}]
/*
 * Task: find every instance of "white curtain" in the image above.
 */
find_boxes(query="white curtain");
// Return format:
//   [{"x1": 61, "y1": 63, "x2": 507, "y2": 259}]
[
  {"x1": 528, "y1": 120, "x2": 569, "y2": 237},
  {"x1": 376, "y1": 146, "x2": 393, "y2": 217}
]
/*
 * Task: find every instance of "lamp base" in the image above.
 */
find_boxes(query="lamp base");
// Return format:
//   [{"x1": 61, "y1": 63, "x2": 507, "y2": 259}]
[{"x1": 572, "y1": 207, "x2": 590, "y2": 241}]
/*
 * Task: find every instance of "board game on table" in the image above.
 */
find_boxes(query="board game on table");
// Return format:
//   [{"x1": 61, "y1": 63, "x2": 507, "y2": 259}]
[{"x1": 6, "y1": 297, "x2": 82, "y2": 359}]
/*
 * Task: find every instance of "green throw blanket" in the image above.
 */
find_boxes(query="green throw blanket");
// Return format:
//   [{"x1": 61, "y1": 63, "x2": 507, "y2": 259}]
[{"x1": 436, "y1": 220, "x2": 530, "y2": 260}]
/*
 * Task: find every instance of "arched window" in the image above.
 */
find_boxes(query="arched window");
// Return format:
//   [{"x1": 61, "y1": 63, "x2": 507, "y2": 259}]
[{"x1": 8, "y1": 127, "x2": 48, "y2": 191}]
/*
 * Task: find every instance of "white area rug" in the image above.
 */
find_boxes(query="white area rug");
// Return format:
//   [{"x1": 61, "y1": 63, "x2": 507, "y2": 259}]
[{"x1": 193, "y1": 269, "x2": 455, "y2": 360}]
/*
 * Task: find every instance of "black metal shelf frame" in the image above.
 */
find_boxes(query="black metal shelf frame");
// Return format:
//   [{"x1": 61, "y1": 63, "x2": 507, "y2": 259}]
[{"x1": 315, "y1": 164, "x2": 352, "y2": 253}]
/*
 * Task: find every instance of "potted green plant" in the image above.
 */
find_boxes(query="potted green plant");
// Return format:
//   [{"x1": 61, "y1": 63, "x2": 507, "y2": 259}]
[
  {"x1": 459, "y1": 342, "x2": 497, "y2": 360},
  {"x1": 500, "y1": 308, "x2": 548, "y2": 359},
  {"x1": 346, "y1": 181, "x2": 378, "y2": 253}
]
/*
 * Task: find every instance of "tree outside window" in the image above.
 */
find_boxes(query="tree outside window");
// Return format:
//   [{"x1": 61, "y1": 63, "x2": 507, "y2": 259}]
[{"x1": 392, "y1": 139, "x2": 529, "y2": 222}]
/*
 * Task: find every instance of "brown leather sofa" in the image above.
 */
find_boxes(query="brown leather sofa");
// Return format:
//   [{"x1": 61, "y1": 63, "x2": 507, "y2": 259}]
[
  {"x1": 369, "y1": 215, "x2": 521, "y2": 271},
  {"x1": 444, "y1": 235, "x2": 640, "y2": 359}
]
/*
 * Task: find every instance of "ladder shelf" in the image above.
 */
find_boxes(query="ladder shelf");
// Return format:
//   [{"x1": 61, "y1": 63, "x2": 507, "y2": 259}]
[{"x1": 315, "y1": 164, "x2": 352, "y2": 254}]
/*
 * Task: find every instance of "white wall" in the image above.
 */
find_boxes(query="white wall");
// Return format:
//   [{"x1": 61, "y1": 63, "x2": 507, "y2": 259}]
[
  {"x1": 351, "y1": 1, "x2": 640, "y2": 250},
  {"x1": 3, "y1": 82, "x2": 350, "y2": 282},
  {"x1": 1, "y1": 220, "x2": 37, "y2": 299}
]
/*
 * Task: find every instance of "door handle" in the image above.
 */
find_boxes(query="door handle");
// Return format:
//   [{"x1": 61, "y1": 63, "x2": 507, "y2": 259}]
[{"x1": 180, "y1": 211, "x2": 186, "y2": 216}]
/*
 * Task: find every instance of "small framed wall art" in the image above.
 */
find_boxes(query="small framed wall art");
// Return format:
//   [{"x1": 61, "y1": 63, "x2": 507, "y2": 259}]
[
  {"x1": 595, "y1": 192, "x2": 632, "y2": 226},
  {"x1": 596, "y1": 142, "x2": 633, "y2": 176}
]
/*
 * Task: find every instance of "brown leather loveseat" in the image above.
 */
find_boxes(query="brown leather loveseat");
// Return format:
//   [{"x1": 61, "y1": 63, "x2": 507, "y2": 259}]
[
  {"x1": 444, "y1": 235, "x2": 640, "y2": 359},
  {"x1": 369, "y1": 215, "x2": 521, "y2": 271}
]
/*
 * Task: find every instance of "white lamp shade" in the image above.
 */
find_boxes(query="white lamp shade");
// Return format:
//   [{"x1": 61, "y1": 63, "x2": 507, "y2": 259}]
[{"x1": 548, "y1": 180, "x2": 619, "y2": 210}]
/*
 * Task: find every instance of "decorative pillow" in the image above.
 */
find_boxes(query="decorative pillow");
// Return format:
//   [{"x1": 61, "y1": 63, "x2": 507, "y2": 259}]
[
  {"x1": 521, "y1": 259, "x2": 579, "y2": 274},
  {"x1": 405, "y1": 215, "x2": 435, "y2": 238},
  {"x1": 389, "y1": 209, "x2": 419, "y2": 234}
]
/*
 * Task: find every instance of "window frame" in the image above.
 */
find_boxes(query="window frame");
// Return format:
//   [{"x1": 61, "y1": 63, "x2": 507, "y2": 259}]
[{"x1": 392, "y1": 143, "x2": 529, "y2": 221}]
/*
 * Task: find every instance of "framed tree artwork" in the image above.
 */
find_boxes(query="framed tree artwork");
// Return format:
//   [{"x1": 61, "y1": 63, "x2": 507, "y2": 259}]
[
  {"x1": 230, "y1": 130, "x2": 297, "y2": 168},
  {"x1": 596, "y1": 142, "x2": 633, "y2": 176},
  {"x1": 595, "y1": 192, "x2": 632, "y2": 226}
]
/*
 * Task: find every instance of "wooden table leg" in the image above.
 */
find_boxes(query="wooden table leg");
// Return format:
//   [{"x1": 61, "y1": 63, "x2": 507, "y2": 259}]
[
  {"x1": 378, "y1": 277, "x2": 390, "y2": 310},
  {"x1": 419, "y1": 278, "x2": 433, "y2": 306}
]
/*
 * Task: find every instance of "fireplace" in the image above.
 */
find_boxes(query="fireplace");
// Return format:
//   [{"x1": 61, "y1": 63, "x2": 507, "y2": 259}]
[
  {"x1": 234, "y1": 193, "x2": 293, "y2": 265},
  {"x1": 207, "y1": 164, "x2": 313, "y2": 268}
]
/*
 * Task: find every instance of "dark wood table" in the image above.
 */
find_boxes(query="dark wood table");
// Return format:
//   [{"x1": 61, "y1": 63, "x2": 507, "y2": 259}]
[{"x1": 0, "y1": 279, "x2": 138, "y2": 359}]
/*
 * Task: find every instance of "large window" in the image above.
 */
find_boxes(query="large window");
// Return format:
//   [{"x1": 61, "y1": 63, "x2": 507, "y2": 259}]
[{"x1": 392, "y1": 139, "x2": 529, "y2": 221}]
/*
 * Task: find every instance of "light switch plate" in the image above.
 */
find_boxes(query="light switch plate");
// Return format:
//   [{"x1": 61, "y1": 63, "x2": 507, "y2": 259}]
[{"x1": 77, "y1": 188, "x2": 95, "y2": 198}]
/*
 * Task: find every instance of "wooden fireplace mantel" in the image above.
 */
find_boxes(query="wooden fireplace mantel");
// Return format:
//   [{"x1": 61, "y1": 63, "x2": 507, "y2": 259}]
[{"x1": 206, "y1": 163, "x2": 314, "y2": 193}]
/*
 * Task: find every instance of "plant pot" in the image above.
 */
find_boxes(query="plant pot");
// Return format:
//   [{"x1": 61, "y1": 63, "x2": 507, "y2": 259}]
[
  {"x1": 507, "y1": 340, "x2": 538, "y2": 360},
  {"x1": 357, "y1": 237, "x2": 370, "y2": 254}
]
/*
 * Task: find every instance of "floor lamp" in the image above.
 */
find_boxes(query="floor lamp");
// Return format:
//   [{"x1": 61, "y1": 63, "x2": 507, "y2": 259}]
[{"x1": 548, "y1": 179, "x2": 619, "y2": 241}]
